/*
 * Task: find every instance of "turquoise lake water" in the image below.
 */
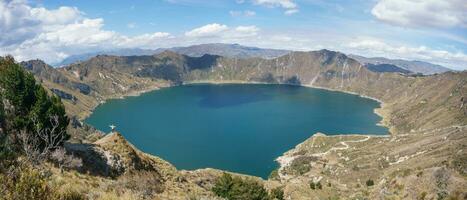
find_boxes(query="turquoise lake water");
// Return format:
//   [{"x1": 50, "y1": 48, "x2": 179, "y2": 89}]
[{"x1": 85, "y1": 84, "x2": 387, "y2": 178}]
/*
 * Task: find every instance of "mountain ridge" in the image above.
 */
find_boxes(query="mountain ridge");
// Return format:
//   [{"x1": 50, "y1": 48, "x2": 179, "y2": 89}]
[
  {"x1": 54, "y1": 43, "x2": 289, "y2": 67},
  {"x1": 348, "y1": 54, "x2": 452, "y2": 75},
  {"x1": 53, "y1": 43, "x2": 451, "y2": 75},
  {"x1": 20, "y1": 49, "x2": 467, "y2": 199}
]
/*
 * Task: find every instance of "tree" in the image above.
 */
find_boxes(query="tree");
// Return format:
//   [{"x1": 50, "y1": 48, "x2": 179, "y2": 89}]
[
  {"x1": 29, "y1": 87, "x2": 69, "y2": 150},
  {"x1": 20, "y1": 115, "x2": 69, "y2": 163},
  {"x1": 0, "y1": 56, "x2": 36, "y2": 131},
  {"x1": 0, "y1": 56, "x2": 69, "y2": 162}
]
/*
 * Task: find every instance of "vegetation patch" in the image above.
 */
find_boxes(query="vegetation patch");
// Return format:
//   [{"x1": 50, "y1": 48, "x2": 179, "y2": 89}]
[
  {"x1": 212, "y1": 173, "x2": 283, "y2": 200},
  {"x1": 285, "y1": 156, "x2": 317, "y2": 175}
]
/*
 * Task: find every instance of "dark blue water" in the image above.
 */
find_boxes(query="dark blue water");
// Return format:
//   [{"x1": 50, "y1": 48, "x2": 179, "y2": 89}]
[{"x1": 85, "y1": 84, "x2": 387, "y2": 178}]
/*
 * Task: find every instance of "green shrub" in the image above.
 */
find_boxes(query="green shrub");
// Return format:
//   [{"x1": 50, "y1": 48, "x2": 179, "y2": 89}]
[
  {"x1": 212, "y1": 173, "x2": 270, "y2": 200},
  {"x1": 0, "y1": 167, "x2": 53, "y2": 200},
  {"x1": 310, "y1": 181, "x2": 322, "y2": 190},
  {"x1": 288, "y1": 156, "x2": 315, "y2": 175},
  {"x1": 366, "y1": 179, "x2": 374, "y2": 186},
  {"x1": 310, "y1": 181, "x2": 316, "y2": 190},
  {"x1": 269, "y1": 187, "x2": 284, "y2": 200}
]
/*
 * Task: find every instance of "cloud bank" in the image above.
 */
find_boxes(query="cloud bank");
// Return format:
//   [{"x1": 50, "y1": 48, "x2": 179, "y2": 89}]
[
  {"x1": 372, "y1": 0, "x2": 467, "y2": 28},
  {"x1": 0, "y1": 0, "x2": 466, "y2": 70}
]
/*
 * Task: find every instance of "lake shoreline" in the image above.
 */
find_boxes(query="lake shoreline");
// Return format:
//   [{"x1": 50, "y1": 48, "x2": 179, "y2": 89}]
[{"x1": 86, "y1": 80, "x2": 392, "y2": 179}]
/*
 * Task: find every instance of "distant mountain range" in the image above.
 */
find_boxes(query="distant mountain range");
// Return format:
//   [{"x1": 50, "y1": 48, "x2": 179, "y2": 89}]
[
  {"x1": 54, "y1": 43, "x2": 452, "y2": 75},
  {"x1": 348, "y1": 54, "x2": 451, "y2": 75},
  {"x1": 55, "y1": 43, "x2": 289, "y2": 67}
]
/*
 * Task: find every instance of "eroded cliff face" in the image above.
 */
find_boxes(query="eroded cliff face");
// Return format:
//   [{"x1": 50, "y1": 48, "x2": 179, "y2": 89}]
[{"x1": 21, "y1": 50, "x2": 466, "y2": 199}]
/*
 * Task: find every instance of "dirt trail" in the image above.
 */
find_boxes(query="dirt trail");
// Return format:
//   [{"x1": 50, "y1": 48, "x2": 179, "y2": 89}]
[{"x1": 312, "y1": 136, "x2": 371, "y2": 157}]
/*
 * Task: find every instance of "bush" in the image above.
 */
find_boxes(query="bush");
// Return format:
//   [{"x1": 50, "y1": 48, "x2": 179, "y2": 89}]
[
  {"x1": 366, "y1": 179, "x2": 374, "y2": 186},
  {"x1": 212, "y1": 173, "x2": 270, "y2": 200},
  {"x1": 316, "y1": 181, "x2": 322, "y2": 189},
  {"x1": 310, "y1": 181, "x2": 322, "y2": 190},
  {"x1": 289, "y1": 156, "x2": 314, "y2": 175},
  {"x1": 0, "y1": 167, "x2": 53, "y2": 200},
  {"x1": 269, "y1": 187, "x2": 284, "y2": 200},
  {"x1": 51, "y1": 148, "x2": 83, "y2": 171}
]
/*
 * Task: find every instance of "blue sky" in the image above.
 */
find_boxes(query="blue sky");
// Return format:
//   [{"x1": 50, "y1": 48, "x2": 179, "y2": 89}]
[{"x1": 1, "y1": 0, "x2": 466, "y2": 69}]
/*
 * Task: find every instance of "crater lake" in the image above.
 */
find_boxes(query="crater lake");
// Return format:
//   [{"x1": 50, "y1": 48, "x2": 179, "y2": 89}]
[{"x1": 85, "y1": 84, "x2": 388, "y2": 178}]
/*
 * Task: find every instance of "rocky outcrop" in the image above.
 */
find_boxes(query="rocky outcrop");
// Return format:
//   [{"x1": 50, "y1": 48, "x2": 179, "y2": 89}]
[
  {"x1": 64, "y1": 131, "x2": 222, "y2": 199},
  {"x1": 51, "y1": 88, "x2": 77, "y2": 102}
]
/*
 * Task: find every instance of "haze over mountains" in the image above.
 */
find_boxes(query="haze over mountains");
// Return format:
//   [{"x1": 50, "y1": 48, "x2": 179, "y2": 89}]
[
  {"x1": 349, "y1": 54, "x2": 451, "y2": 75},
  {"x1": 55, "y1": 43, "x2": 453, "y2": 75}
]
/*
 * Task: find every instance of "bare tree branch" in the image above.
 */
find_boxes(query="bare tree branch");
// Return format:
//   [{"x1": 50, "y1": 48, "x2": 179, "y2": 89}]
[{"x1": 20, "y1": 115, "x2": 67, "y2": 164}]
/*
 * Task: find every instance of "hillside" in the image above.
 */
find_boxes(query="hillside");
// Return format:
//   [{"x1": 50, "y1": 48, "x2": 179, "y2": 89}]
[
  {"x1": 364, "y1": 63, "x2": 412, "y2": 74},
  {"x1": 20, "y1": 49, "x2": 467, "y2": 199}
]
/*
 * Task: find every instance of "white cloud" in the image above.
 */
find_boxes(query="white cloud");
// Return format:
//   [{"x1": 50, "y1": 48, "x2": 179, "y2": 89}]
[
  {"x1": 229, "y1": 10, "x2": 256, "y2": 17},
  {"x1": 231, "y1": 26, "x2": 260, "y2": 38},
  {"x1": 346, "y1": 38, "x2": 467, "y2": 70},
  {"x1": 117, "y1": 32, "x2": 173, "y2": 48},
  {"x1": 252, "y1": 0, "x2": 298, "y2": 15},
  {"x1": 253, "y1": 0, "x2": 296, "y2": 9},
  {"x1": 30, "y1": 6, "x2": 82, "y2": 25},
  {"x1": 1, "y1": 0, "x2": 465, "y2": 71},
  {"x1": 185, "y1": 23, "x2": 259, "y2": 39},
  {"x1": 284, "y1": 9, "x2": 298, "y2": 15},
  {"x1": 0, "y1": 1, "x2": 83, "y2": 47},
  {"x1": 372, "y1": 0, "x2": 467, "y2": 28},
  {"x1": 185, "y1": 23, "x2": 229, "y2": 37},
  {"x1": 0, "y1": 1, "x2": 173, "y2": 64}
]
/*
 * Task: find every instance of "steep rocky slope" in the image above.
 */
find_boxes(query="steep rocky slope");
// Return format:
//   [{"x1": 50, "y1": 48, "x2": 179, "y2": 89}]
[
  {"x1": 21, "y1": 49, "x2": 466, "y2": 199},
  {"x1": 58, "y1": 131, "x2": 220, "y2": 199}
]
